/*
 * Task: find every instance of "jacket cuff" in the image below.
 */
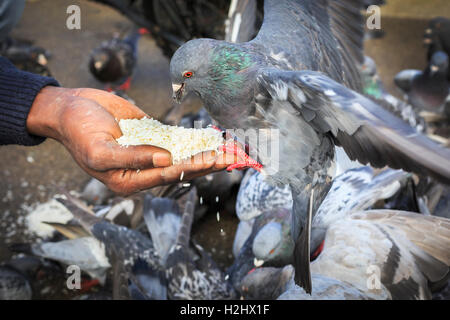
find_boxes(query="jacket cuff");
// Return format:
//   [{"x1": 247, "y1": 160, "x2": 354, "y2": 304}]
[{"x1": 0, "y1": 57, "x2": 60, "y2": 146}]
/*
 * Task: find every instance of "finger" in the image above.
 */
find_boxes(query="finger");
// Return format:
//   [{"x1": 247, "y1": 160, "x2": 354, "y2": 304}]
[
  {"x1": 86, "y1": 140, "x2": 173, "y2": 171},
  {"x1": 104, "y1": 152, "x2": 226, "y2": 194}
]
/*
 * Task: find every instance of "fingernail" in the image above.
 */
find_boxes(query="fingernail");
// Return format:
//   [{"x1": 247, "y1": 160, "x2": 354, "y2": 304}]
[
  {"x1": 153, "y1": 152, "x2": 172, "y2": 167},
  {"x1": 204, "y1": 151, "x2": 217, "y2": 162}
]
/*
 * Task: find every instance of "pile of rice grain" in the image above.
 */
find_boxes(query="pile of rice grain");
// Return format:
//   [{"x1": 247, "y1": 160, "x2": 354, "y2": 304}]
[{"x1": 116, "y1": 117, "x2": 224, "y2": 163}]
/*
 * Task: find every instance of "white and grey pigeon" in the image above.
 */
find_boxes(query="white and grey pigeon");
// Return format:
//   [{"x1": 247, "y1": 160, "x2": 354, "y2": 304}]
[
  {"x1": 240, "y1": 265, "x2": 369, "y2": 300},
  {"x1": 145, "y1": 188, "x2": 236, "y2": 300},
  {"x1": 228, "y1": 166, "x2": 409, "y2": 289},
  {"x1": 55, "y1": 193, "x2": 167, "y2": 299},
  {"x1": 169, "y1": 0, "x2": 450, "y2": 293}
]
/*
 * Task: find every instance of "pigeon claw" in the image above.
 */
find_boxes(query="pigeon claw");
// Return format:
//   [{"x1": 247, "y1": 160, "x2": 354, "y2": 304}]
[
  {"x1": 218, "y1": 141, "x2": 263, "y2": 172},
  {"x1": 118, "y1": 77, "x2": 132, "y2": 91}
]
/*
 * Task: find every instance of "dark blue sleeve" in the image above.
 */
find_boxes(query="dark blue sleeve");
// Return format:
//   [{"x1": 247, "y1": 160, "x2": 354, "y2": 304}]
[{"x1": 0, "y1": 57, "x2": 60, "y2": 146}]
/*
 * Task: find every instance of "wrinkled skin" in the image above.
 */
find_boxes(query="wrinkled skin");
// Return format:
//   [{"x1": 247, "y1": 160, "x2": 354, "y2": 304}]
[{"x1": 27, "y1": 87, "x2": 239, "y2": 195}]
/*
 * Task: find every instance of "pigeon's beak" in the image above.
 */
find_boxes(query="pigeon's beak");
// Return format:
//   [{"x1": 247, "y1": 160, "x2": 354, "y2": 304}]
[
  {"x1": 172, "y1": 83, "x2": 185, "y2": 104},
  {"x1": 430, "y1": 65, "x2": 439, "y2": 74}
]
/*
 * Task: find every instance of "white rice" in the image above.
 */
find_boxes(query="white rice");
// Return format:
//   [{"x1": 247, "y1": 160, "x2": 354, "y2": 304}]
[{"x1": 116, "y1": 117, "x2": 224, "y2": 163}]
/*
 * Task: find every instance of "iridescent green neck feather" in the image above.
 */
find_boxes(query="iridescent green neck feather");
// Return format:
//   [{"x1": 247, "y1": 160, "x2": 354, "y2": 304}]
[{"x1": 208, "y1": 45, "x2": 254, "y2": 95}]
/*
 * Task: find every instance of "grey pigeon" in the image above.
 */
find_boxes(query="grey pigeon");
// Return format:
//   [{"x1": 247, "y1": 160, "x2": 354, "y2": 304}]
[
  {"x1": 143, "y1": 193, "x2": 182, "y2": 266},
  {"x1": 394, "y1": 51, "x2": 449, "y2": 115},
  {"x1": 89, "y1": 28, "x2": 145, "y2": 91},
  {"x1": 169, "y1": 0, "x2": 450, "y2": 293},
  {"x1": 424, "y1": 17, "x2": 450, "y2": 80},
  {"x1": 360, "y1": 56, "x2": 427, "y2": 132},
  {"x1": 55, "y1": 193, "x2": 167, "y2": 300},
  {"x1": 229, "y1": 166, "x2": 408, "y2": 290}
]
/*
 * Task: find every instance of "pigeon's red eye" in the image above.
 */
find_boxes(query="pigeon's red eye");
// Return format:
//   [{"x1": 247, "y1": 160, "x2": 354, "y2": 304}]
[{"x1": 183, "y1": 71, "x2": 193, "y2": 78}]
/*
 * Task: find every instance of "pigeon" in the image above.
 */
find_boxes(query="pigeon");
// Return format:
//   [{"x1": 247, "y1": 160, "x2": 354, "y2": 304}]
[
  {"x1": 144, "y1": 188, "x2": 236, "y2": 300},
  {"x1": 360, "y1": 56, "x2": 427, "y2": 132},
  {"x1": 169, "y1": 0, "x2": 450, "y2": 293},
  {"x1": 10, "y1": 236, "x2": 111, "y2": 284},
  {"x1": 55, "y1": 193, "x2": 167, "y2": 299},
  {"x1": 89, "y1": 28, "x2": 147, "y2": 91},
  {"x1": 236, "y1": 168, "x2": 292, "y2": 222},
  {"x1": 310, "y1": 209, "x2": 450, "y2": 299},
  {"x1": 225, "y1": 0, "x2": 260, "y2": 44},
  {"x1": 143, "y1": 193, "x2": 182, "y2": 266},
  {"x1": 240, "y1": 265, "x2": 298, "y2": 300},
  {"x1": 228, "y1": 166, "x2": 409, "y2": 290},
  {"x1": 238, "y1": 208, "x2": 450, "y2": 300},
  {"x1": 394, "y1": 51, "x2": 449, "y2": 115},
  {"x1": 241, "y1": 265, "x2": 369, "y2": 300}
]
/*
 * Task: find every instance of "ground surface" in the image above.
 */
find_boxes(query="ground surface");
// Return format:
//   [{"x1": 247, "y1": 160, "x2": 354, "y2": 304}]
[{"x1": 0, "y1": 0, "x2": 448, "y2": 299}]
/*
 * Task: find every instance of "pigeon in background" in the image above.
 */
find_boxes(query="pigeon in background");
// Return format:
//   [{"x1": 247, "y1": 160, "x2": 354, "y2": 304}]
[
  {"x1": 169, "y1": 0, "x2": 450, "y2": 293},
  {"x1": 89, "y1": 28, "x2": 147, "y2": 92},
  {"x1": 395, "y1": 51, "x2": 449, "y2": 115},
  {"x1": 239, "y1": 209, "x2": 450, "y2": 300},
  {"x1": 424, "y1": 17, "x2": 450, "y2": 77}
]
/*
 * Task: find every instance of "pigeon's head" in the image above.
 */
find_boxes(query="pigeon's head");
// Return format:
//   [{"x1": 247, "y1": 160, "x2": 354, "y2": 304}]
[
  {"x1": 170, "y1": 39, "x2": 217, "y2": 104},
  {"x1": 89, "y1": 49, "x2": 111, "y2": 73},
  {"x1": 429, "y1": 51, "x2": 449, "y2": 75},
  {"x1": 170, "y1": 39, "x2": 255, "y2": 108}
]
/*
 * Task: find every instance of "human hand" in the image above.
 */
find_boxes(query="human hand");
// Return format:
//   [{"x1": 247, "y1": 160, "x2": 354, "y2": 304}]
[{"x1": 26, "y1": 87, "x2": 239, "y2": 194}]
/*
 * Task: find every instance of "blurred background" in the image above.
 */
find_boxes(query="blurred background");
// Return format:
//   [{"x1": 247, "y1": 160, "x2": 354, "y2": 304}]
[{"x1": 0, "y1": 0, "x2": 449, "y2": 299}]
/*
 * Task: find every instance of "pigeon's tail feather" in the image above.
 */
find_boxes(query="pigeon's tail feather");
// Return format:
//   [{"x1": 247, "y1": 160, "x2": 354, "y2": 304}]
[
  {"x1": 175, "y1": 188, "x2": 197, "y2": 248},
  {"x1": 128, "y1": 258, "x2": 167, "y2": 300},
  {"x1": 55, "y1": 192, "x2": 100, "y2": 233},
  {"x1": 41, "y1": 221, "x2": 90, "y2": 239},
  {"x1": 143, "y1": 193, "x2": 181, "y2": 260}
]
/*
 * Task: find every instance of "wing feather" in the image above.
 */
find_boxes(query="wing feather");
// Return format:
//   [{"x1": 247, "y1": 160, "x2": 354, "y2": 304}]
[{"x1": 256, "y1": 69, "x2": 450, "y2": 184}]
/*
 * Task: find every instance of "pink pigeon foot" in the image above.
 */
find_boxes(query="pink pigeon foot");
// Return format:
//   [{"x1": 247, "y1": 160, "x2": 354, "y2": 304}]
[{"x1": 219, "y1": 141, "x2": 263, "y2": 172}]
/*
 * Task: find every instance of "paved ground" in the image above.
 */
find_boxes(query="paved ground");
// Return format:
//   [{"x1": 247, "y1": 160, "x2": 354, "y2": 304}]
[{"x1": 0, "y1": 0, "x2": 448, "y2": 298}]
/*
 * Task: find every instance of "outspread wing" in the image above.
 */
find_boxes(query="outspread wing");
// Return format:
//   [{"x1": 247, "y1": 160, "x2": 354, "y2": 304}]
[
  {"x1": 251, "y1": 0, "x2": 366, "y2": 91},
  {"x1": 225, "y1": 0, "x2": 259, "y2": 43},
  {"x1": 255, "y1": 69, "x2": 450, "y2": 184}
]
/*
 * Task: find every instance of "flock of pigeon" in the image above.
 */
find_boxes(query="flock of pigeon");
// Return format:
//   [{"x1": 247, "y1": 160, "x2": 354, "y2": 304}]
[{"x1": 1, "y1": 0, "x2": 450, "y2": 300}]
